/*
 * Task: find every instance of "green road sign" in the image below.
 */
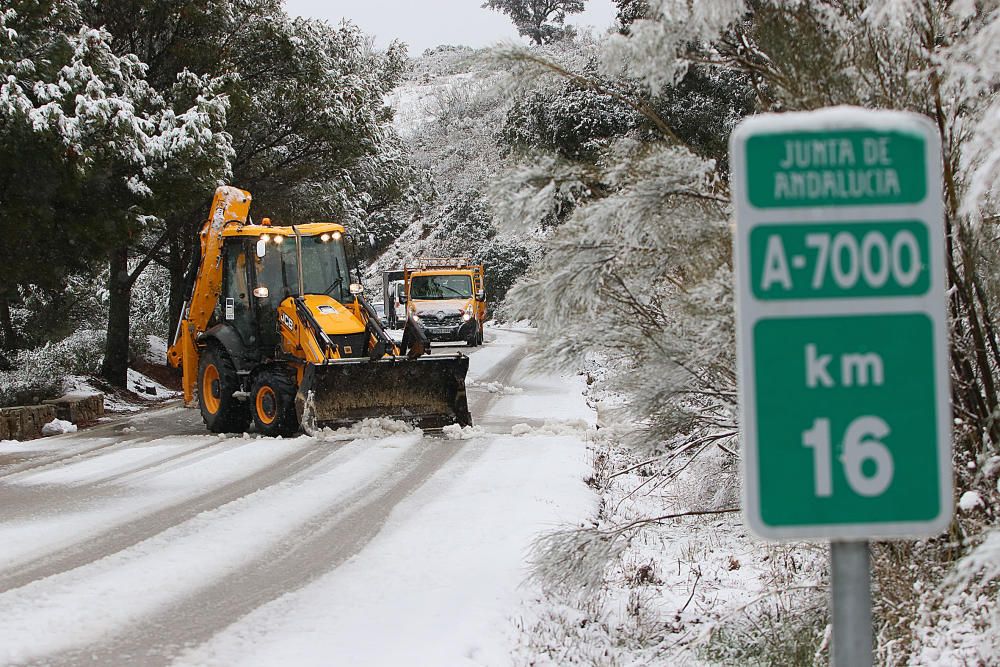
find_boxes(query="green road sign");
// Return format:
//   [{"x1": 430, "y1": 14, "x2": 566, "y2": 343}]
[{"x1": 732, "y1": 109, "x2": 952, "y2": 540}]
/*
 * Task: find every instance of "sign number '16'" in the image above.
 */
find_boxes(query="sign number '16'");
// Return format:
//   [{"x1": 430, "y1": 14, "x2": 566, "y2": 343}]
[{"x1": 803, "y1": 416, "x2": 893, "y2": 498}]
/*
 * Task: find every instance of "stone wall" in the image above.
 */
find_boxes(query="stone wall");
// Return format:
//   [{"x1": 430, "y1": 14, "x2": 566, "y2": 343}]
[
  {"x1": 0, "y1": 405, "x2": 57, "y2": 441},
  {"x1": 0, "y1": 393, "x2": 104, "y2": 441},
  {"x1": 44, "y1": 393, "x2": 104, "y2": 425}
]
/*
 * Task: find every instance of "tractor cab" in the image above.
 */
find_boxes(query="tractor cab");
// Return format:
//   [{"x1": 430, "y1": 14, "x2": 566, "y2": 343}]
[{"x1": 215, "y1": 223, "x2": 368, "y2": 365}]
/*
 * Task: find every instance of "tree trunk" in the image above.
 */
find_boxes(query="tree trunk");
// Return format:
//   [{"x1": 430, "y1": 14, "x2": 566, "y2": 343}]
[
  {"x1": 0, "y1": 294, "x2": 18, "y2": 351},
  {"x1": 167, "y1": 219, "x2": 198, "y2": 343},
  {"x1": 100, "y1": 245, "x2": 132, "y2": 387},
  {"x1": 167, "y1": 234, "x2": 185, "y2": 343}
]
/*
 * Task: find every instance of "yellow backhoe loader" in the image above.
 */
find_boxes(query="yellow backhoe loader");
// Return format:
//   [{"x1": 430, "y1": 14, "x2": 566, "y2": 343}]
[{"x1": 167, "y1": 186, "x2": 472, "y2": 435}]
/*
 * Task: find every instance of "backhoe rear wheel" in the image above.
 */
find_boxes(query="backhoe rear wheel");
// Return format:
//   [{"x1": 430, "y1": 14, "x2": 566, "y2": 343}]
[
  {"x1": 198, "y1": 346, "x2": 250, "y2": 433},
  {"x1": 251, "y1": 369, "x2": 299, "y2": 437}
]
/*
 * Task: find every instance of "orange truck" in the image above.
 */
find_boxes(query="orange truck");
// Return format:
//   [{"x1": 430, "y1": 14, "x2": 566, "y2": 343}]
[{"x1": 402, "y1": 258, "x2": 486, "y2": 346}]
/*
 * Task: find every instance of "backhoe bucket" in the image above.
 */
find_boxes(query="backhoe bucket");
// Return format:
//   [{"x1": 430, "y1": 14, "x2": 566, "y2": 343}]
[{"x1": 295, "y1": 354, "x2": 472, "y2": 434}]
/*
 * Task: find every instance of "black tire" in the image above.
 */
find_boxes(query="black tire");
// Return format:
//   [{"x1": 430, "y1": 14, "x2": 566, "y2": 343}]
[
  {"x1": 466, "y1": 321, "x2": 480, "y2": 347},
  {"x1": 251, "y1": 368, "x2": 299, "y2": 437},
  {"x1": 477, "y1": 325, "x2": 484, "y2": 346},
  {"x1": 198, "y1": 346, "x2": 250, "y2": 433}
]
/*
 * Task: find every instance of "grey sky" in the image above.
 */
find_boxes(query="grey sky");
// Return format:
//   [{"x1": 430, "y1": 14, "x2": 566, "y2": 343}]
[{"x1": 283, "y1": 0, "x2": 619, "y2": 55}]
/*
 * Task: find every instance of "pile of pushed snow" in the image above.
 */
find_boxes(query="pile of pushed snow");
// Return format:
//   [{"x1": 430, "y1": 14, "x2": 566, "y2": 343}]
[
  {"x1": 317, "y1": 418, "x2": 419, "y2": 442},
  {"x1": 41, "y1": 419, "x2": 77, "y2": 436},
  {"x1": 468, "y1": 380, "x2": 523, "y2": 395},
  {"x1": 511, "y1": 419, "x2": 598, "y2": 440},
  {"x1": 442, "y1": 424, "x2": 487, "y2": 440}
]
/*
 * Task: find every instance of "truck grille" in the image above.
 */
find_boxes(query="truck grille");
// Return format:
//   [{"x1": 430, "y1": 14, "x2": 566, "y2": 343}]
[
  {"x1": 332, "y1": 332, "x2": 368, "y2": 359},
  {"x1": 421, "y1": 313, "x2": 463, "y2": 327}
]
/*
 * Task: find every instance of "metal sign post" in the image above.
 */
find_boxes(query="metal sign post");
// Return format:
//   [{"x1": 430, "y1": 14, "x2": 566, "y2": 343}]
[
  {"x1": 830, "y1": 541, "x2": 873, "y2": 666},
  {"x1": 730, "y1": 108, "x2": 952, "y2": 666}
]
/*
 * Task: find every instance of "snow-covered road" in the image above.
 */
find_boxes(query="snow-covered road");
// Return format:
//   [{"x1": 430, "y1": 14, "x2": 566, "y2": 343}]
[{"x1": 0, "y1": 328, "x2": 597, "y2": 666}]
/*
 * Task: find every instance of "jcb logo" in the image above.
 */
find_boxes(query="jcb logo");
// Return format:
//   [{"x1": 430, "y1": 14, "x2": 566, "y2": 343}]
[{"x1": 280, "y1": 312, "x2": 295, "y2": 332}]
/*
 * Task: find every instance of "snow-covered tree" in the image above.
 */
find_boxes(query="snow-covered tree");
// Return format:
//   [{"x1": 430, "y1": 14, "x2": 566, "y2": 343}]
[
  {"x1": 75, "y1": 2, "x2": 414, "y2": 384},
  {"x1": 612, "y1": 0, "x2": 649, "y2": 32},
  {"x1": 482, "y1": 0, "x2": 587, "y2": 45},
  {"x1": 488, "y1": 0, "x2": 1000, "y2": 661},
  {"x1": 0, "y1": 1, "x2": 229, "y2": 381}
]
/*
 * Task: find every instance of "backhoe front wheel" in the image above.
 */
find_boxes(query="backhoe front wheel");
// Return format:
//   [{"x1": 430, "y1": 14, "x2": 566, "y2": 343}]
[
  {"x1": 251, "y1": 369, "x2": 299, "y2": 437},
  {"x1": 198, "y1": 346, "x2": 250, "y2": 433},
  {"x1": 466, "y1": 321, "x2": 481, "y2": 347}
]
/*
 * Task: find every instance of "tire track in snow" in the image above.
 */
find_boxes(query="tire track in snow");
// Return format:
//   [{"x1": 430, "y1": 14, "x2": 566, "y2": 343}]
[
  {"x1": 7, "y1": 330, "x2": 532, "y2": 665},
  {"x1": 0, "y1": 438, "x2": 225, "y2": 495},
  {"x1": 0, "y1": 403, "x2": 198, "y2": 482},
  {"x1": 33, "y1": 437, "x2": 463, "y2": 667},
  {"x1": 0, "y1": 444, "x2": 330, "y2": 594},
  {"x1": 0, "y1": 438, "x2": 130, "y2": 482}
]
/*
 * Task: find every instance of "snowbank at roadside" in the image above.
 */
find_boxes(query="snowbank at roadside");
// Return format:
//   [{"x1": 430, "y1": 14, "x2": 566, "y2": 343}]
[{"x1": 40, "y1": 419, "x2": 77, "y2": 436}]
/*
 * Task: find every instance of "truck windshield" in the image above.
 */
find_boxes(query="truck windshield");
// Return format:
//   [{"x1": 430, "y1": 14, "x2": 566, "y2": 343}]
[
  {"x1": 255, "y1": 235, "x2": 352, "y2": 304},
  {"x1": 410, "y1": 274, "x2": 472, "y2": 300}
]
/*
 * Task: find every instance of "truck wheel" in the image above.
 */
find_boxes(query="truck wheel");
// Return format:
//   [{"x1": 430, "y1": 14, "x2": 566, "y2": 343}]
[
  {"x1": 198, "y1": 346, "x2": 250, "y2": 433},
  {"x1": 477, "y1": 325, "x2": 484, "y2": 346},
  {"x1": 466, "y1": 323, "x2": 479, "y2": 347},
  {"x1": 251, "y1": 369, "x2": 299, "y2": 437}
]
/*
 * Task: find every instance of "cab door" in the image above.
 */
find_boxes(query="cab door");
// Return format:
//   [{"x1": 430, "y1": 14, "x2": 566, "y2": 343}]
[{"x1": 220, "y1": 239, "x2": 258, "y2": 349}]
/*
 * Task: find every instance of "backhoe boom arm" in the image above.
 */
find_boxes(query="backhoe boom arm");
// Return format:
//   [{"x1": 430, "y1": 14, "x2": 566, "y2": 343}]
[{"x1": 167, "y1": 186, "x2": 252, "y2": 403}]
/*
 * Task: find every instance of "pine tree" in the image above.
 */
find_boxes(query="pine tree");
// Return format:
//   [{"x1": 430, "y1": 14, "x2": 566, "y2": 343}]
[{"x1": 487, "y1": 1, "x2": 1000, "y2": 660}]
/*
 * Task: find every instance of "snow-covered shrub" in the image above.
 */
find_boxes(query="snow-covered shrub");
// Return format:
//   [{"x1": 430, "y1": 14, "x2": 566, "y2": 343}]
[
  {"x1": 499, "y1": 73, "x2": 641, "y2": 163},
  {"x1": 10, "y1": 273, "x2": 109, "y2": 349},
  {"x1": 477, "y1": 236, "x2": 534, "y2": 316},
  {"x1": 0, "y1": 328, "x2": 106, "y2": 407}
]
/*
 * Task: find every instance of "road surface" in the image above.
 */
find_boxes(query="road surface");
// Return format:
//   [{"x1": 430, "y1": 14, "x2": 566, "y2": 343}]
[{"x1": 0, "y1": 327, "x2": 595, "y2": 666}]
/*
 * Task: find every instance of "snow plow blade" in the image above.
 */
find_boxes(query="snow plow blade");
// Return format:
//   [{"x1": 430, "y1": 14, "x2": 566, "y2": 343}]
[{"x1": 295, "y1": 355, "x2": 472, "y2": 433}]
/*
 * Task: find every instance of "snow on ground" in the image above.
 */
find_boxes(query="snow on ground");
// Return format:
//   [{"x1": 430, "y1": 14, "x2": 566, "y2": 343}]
[
  {"x1": 0, "y1": 434, "x2": 309, "y2": 572},
  {"x1": 0, "y1": 432, "x2": 421, "y2": 663},
  {"x1": 387, "y1": 71, "x2": 476, "y2": 137},
  {"x1": 175, "y1": 433, "x2": 595, "y2": 667},
  {"x1": 512, "y1": 432, "x2": 829, "y2": 666},
  {"x1": 0, "y1": 327, "x2": 600, "y2": 665}
]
